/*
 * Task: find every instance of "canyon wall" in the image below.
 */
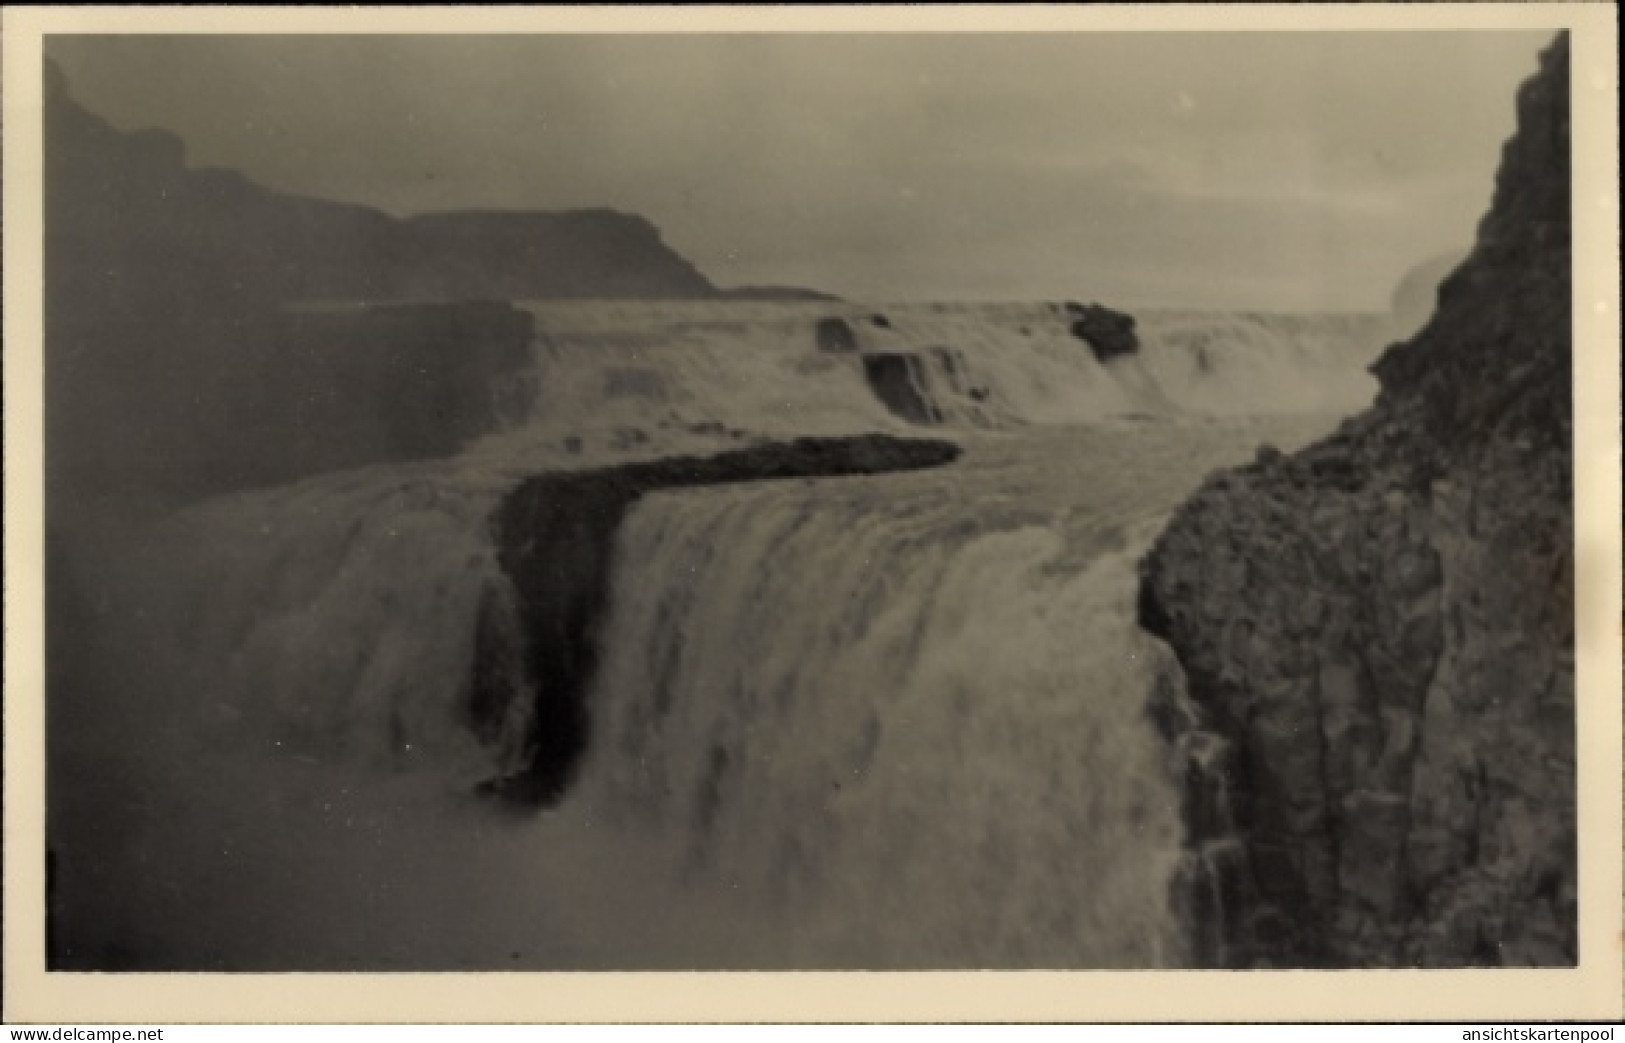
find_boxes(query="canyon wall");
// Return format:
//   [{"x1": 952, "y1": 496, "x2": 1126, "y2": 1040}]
[
  {"x1": 1139, "y1": 33, "x2": 1574, "y2": 967},
  {"x1": 45, "y1": 59, "x2": 716, "y2": 501}
]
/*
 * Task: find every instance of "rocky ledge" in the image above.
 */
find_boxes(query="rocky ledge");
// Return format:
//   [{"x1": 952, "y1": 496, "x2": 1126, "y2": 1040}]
[
  {"x1": 1138, "y1": 34, "x2": 1573, "y2": 967},
  {"x1": 471, "y1": 435, "x2": 963, "y2": 805}
]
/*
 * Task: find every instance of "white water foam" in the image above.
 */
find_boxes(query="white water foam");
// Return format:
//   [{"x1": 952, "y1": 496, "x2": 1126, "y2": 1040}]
[
  {"x1": 467, "y1": 301, "x2": 1388, "y2": 459},
  {"x1": 47, "y1": 301, "x2": 1372, "y2": 969}
]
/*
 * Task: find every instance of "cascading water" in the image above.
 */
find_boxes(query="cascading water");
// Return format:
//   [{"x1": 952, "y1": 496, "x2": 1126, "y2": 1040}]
[
  {"x1": 570, "y1": 485, "x2": 1191, "y2": 967},
  {"x1": 46, "y1": 300, "x2": 1383, "y2": 970}
]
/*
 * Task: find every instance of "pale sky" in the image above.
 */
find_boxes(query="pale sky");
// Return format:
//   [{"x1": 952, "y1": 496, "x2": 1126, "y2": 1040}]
[{"x1": 46, "y1": 31, "x2": 1554, "y2": 310}]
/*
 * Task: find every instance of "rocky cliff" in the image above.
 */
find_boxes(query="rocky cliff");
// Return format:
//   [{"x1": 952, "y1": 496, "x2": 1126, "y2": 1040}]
[
  {"x1": 1138, "y1": 34, "x2": 1573, "y2": 967},
  {"x1": 45, "y1": 59, "x2": 716, "y2": 501}
]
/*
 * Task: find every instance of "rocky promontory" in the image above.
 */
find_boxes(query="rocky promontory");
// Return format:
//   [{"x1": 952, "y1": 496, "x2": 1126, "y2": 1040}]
[
  {"x1": 1064, "y1": 301, "x2": 1141, "y2": 363},
  {"x1": 472, "y1": 435, "x2": 963, "y2": 805},
  {"x1": 1139, "y1": 34, "x2": 1573, "y2": 967}
]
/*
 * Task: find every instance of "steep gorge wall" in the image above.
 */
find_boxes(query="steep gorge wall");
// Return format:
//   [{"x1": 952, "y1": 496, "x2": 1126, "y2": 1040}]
[{"x1": 1139, "y1": 34, "x2": 1573, "y2": 967}]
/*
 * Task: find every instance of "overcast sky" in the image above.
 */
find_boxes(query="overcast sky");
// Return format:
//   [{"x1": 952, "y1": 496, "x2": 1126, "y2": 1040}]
[{"x1": 46, "y1": 32, "x2": 1553, "y2": 310}]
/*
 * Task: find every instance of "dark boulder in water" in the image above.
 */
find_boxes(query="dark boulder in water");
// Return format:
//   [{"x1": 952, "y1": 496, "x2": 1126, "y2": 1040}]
[
  {"x1": 1064, "y1": 302, "x2": 1141, "y2": 363},
  {"x1": 476, "y1": 435, "x2": 963, "y2": 806},
  {"x1": 43, "y1": 59, "x2": 719, "y2": 503},
  {"x1": 1138, "y1": 34, "x2": 1573, "y2": 968}
]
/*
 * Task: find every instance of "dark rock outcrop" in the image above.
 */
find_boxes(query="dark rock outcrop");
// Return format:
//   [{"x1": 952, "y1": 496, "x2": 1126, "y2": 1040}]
[
  {"x1": 473, "y1": 435, "x2": 963, "y2": 805},
  {"x1": 862, "y1": 353, "x2": 942, "y2": 425},
  {"x1": 721, "y1": 284, "x2": 843, "y2": 302},
  {"x1": 1138, "y1": 34, "x2": 1572, "y2": 967},
  {"x1": 1064, "y1": 301, "x2": 1140, "y2": 363}
]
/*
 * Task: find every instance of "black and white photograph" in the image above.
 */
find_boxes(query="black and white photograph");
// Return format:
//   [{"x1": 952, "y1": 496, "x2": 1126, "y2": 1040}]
[{"x1": 5, "y1": 3, "x2": 1619, "y2": 1024}]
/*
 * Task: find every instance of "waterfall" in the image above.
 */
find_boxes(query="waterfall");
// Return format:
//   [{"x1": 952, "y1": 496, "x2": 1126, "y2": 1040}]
[
  {"x1": 1136, "y1": 311, "x2": 1388, "y2": 416},
  {"x1": 557, "y1": 480, "x2": 1191, "y2": 967},
  {"x1": 45, "y1": 302, "x2": 1369, "y2": 970}
]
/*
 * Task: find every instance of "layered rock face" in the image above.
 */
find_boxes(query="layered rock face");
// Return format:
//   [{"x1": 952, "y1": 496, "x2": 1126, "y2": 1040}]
[{"x1": 1139, "y1": 34, "x2": 1573, "y2": 967}]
